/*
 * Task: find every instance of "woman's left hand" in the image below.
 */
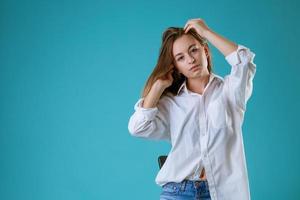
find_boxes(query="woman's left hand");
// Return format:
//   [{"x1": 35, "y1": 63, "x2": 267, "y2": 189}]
[{"x1": 184, "y1": 18, "x2": 211, "y2": 39}]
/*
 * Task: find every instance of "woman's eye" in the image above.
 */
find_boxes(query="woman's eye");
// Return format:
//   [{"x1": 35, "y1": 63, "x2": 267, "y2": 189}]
[
  {"x1": 191, "y1": 48, "x2": 198, "y2": 52},
  {"x1": 177, "y1": 57, "x2": 183, "y2": 61}
]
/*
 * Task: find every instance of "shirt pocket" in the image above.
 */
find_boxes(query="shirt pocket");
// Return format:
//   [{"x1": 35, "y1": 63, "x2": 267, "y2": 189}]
[{"x1": 207, "y1": 99, "x2": 228, "y2": 129}]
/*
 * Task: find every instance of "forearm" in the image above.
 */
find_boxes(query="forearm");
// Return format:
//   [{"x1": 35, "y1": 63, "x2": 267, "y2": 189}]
[
  {"x1": 203, "y1": 29, "x2": 238, "y2": 57},
  {"x1": 142, "y1": 82, "x2": 165, "y2": 108}
]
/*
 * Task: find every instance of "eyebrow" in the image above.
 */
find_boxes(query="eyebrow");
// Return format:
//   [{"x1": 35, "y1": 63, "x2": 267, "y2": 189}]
[{"x1": 175, "y1": 44, "x2": 196, "y2": 57}]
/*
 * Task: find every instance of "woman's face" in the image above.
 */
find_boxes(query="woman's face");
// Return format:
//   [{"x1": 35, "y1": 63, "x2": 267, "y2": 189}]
[{"x1": 172, "y1": 34, "x2": 209, "y2": 79}]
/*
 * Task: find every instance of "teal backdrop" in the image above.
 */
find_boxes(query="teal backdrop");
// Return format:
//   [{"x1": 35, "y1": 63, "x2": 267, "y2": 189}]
[{"x1": 1, "y1": 0, "x2": 299, "y2": 199}]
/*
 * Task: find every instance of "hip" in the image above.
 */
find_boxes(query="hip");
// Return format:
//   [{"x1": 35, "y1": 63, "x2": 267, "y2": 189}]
[{"x1": 160, "y1": 179, "x2": 211, "y2": 200}]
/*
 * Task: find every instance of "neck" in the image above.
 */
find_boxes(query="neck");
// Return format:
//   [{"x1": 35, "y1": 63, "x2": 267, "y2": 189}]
[{"x1": 187, "y1": 73, "x2": 210, "y2": 95}]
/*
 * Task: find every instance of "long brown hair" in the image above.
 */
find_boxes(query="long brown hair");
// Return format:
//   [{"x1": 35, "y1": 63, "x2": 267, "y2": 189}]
[{"x1": 141, "y1": 27, "x2": 213, "y2": 98}]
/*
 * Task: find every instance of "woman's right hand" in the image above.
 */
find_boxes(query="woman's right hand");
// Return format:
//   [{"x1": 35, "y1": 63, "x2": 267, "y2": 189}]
[
  {"x1": 142, "y1": 67, "x2": 174, "y2": 108},
  {"x1": 155, "y1": 68, "x2": 174, "y2": 90}
]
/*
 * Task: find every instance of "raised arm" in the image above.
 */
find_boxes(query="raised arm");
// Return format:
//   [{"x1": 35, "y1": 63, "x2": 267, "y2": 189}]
[
  {"x1": 184, "y1": 18, "x2": 238, "y2": 57},
  {"x1": 184, "y1": 18, "x2": 256, "y2": 111},
  {"x1": 128, "y1": 70, "x2": 174, "y2": 141}
]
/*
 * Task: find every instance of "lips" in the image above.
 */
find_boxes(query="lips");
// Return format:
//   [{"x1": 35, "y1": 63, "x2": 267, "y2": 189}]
[{"x1": 190, "y1": 64, "x2": 200, "y2": 71}]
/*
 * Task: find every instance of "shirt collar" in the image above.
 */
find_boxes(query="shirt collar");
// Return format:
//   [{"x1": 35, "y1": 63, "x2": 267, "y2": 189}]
[{"x1": 176, "y1": 72, "x2": 223, "y2": 96}]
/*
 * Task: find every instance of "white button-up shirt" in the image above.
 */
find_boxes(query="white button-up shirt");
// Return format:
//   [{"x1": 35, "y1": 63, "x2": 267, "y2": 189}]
[{"x1": 128, "y1": 44, "x2": 256, "y2": 200}]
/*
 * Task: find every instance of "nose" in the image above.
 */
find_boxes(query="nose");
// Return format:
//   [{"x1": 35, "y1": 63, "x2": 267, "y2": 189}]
[{"x1": 187, "y1": 54, "x2": 195, "y2": 64}]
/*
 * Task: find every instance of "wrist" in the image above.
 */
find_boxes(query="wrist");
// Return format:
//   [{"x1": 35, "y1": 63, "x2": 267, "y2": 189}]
[
  {"x1": 203, "y1": 28, "x2": 213, "y2": 40},
  {"x1": 153, "y1": 81, "x2": 167, "y2": 92}
]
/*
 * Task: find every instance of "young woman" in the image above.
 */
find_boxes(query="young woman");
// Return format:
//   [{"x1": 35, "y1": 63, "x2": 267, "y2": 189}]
[{"x1": 128, "y1": 18, "x2": 256, "y2": 200}]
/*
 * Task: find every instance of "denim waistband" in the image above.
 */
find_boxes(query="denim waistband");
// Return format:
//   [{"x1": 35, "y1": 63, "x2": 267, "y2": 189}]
[
  {"x1": 183, "y1": 179, "x2": 209, "y2": 188},
  {"x1": 163, "y1": 179, "x2": 209, "y2": 192}
]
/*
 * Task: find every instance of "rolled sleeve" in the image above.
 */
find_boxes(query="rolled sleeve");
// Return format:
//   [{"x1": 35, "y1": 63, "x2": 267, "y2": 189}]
[
  {"x1": 128, "y1": 97, "x2": 171, "y2": 141},
  {"x1": 225, "y1": 44, "x2": 255, "y2": 66},
  {"x1": 224, "y1": 44, "x2": 257, "y2": 111},
  {"x1": 133, "y1": 98, "x2": 159, "y2": 121}
]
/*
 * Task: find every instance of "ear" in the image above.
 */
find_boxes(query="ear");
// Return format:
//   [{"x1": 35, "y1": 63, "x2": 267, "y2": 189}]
[{"x1": 204, "y1": 45, "x2": 209, "y2": 57}]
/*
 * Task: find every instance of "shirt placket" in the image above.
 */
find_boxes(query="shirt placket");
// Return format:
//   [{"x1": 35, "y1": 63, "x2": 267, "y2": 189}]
[{"x1": 199, "y1": 95, "x2": 218, "y2": 200}]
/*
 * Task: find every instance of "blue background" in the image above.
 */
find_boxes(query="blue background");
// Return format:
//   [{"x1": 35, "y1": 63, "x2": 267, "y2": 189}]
[{"x1": 1, "y1": 0, "x2": 299, "y2": 199}]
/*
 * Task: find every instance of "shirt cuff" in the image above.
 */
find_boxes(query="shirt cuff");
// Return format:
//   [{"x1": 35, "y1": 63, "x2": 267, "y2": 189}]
[
  {"x1": 225, "y1": 44, "x2": 255, "y2": 66},
  {"x1": 134, "y1": 98, "x2": 158, "y2": 121}
]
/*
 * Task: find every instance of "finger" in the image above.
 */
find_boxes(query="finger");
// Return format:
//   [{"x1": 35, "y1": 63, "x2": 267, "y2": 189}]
[
  {"x1": 167, "y1": 71, "x2": 173, "y2": 79},
  {"x1": 184, "y1": 19, "x2": 191, "y2": 30},
  {"x1": 184, "y1": 24, "x2": 189, "y2": 32},
  {"x1": 185, "y1": 24, "x2": 192, "y2": 33},
  {"x1": 184, "y1": 22, "x2": 189, "y2": 30}
]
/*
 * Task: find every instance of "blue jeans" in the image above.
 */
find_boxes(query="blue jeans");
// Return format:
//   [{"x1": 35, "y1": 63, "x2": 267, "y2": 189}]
[{"x1": 160, "y1": 179, "x2": 211, "y2": 200}]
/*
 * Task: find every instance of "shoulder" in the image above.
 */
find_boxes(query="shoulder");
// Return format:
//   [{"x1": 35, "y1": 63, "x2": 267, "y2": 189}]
[
  {"x1": 213, "y1": 73, "x2": 224, "y2": 82},
  {"x1": 211, "y1": 73, "x2": 225, "y2": 88}
]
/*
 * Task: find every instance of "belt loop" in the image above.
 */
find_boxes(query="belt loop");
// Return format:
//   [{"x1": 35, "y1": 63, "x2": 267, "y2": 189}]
[{"x1": 180, "y1": 179, "x2": 187, "y2": 192}]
